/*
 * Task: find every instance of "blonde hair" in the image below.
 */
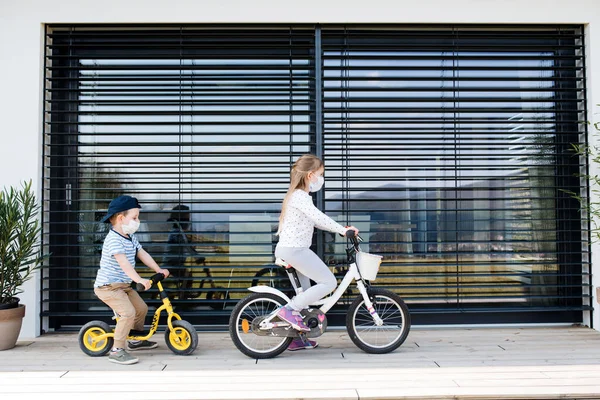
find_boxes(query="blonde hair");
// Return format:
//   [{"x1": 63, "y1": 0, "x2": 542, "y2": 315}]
[{"x1": 277, "y1": 154, "x2": 323, "y2": 234}]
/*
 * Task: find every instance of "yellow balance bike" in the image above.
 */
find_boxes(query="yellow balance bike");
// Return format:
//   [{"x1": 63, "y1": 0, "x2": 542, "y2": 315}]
[{"x1": 78, "y1": 273, "x2": 198, "y2": 356}]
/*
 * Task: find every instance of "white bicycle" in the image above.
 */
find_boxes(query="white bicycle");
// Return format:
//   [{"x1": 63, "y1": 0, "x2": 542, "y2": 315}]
[{"x1": 229, "y1": 230, "x2": 411, "y2": 359}]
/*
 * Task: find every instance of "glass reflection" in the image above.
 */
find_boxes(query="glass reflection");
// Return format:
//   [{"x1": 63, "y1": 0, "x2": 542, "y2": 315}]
[{"x1": 72, "y1": 37, "x2": 569, "y2": 316}]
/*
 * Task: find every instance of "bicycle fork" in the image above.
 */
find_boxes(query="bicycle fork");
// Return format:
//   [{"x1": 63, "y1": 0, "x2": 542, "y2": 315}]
[{"x1": 355, "y1": 280, "x2": 384, "y2": 326}]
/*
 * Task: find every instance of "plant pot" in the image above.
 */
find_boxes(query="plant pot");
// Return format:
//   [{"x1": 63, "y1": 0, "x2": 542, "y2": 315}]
[
  {"x1": 0, "y1": 304, "x2": 25, "y2": 350},
  {"x1": 0, "y1": 297, "x2": 20, "y2": 310}
]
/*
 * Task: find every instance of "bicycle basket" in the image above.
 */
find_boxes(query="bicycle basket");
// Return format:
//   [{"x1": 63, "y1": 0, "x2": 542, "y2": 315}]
[{"x1": 356, "y1": 251, "x2": 383, "y2": 281}]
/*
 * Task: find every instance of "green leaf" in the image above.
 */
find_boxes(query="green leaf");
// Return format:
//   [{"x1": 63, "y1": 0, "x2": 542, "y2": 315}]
[{"x1": 0, "y1": 180, "x2": 46, "y2": 304}]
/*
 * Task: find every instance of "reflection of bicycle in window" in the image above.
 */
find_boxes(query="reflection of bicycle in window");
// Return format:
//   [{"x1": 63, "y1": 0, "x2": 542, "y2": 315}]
[
  {"x1": 194, "y1": 256, "x2": 231, "y2": 311},
  {"x1": 167, "y1": 255, "x2": 231, "y2": 311},
  {"x1": 165, "y1": 205, "x2": 230, "y2": 310},
  {"x1": 250, "y1": 225, "x2": 295, "y2": 296},
  {"x1": 251, "y1": 265, "x2": 294, "y2": 297}
]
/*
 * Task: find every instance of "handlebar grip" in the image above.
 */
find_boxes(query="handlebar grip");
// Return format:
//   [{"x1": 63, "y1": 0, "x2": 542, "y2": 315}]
[
  {"x1": 345, "y1": 229, "x2": 356, "y2": 238},
  {"x1": 136, "y1": 272, "x2": 165, "y2": 291}
]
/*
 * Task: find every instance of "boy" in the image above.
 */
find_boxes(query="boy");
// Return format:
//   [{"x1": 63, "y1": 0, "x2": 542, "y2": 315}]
[{"x1": 94, "y1": 195, "x2": 170, "y2": 365}]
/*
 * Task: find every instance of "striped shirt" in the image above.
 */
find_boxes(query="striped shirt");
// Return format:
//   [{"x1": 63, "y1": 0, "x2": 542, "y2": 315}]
[
  {"x1": 277, "y1": 189, "x2": 347, "y2": 248},
  {"x1": 94, "y1": 229, "x2": 142, "y2": 287}
]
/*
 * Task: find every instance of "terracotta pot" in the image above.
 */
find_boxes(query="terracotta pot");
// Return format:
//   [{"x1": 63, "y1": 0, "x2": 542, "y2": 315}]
[
  {"x1": 0, "y1": 298, "x2": 20, "y2": 310},
  {"x1": 0, "y1": 304, "x2": 25, "y2": 350}
]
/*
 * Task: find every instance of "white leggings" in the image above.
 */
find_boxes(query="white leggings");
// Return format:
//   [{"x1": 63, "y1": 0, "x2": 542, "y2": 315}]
[{"x1": 274, "y1": 246, "x2": 337, "y2": 310}]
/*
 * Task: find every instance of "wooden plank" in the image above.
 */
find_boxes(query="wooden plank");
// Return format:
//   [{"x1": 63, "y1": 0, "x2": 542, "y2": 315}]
[{"x1": 2, "y1": 328, "x2": 600, "y2": 400}]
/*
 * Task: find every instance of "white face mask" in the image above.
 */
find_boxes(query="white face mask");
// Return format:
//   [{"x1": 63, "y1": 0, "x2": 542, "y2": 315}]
[
  {"x1": 309, "y1": 175, "x2": 324, "y2": 192},
  {"x1": 122, "y1": 219, "x2": 140, "y2": 235}
]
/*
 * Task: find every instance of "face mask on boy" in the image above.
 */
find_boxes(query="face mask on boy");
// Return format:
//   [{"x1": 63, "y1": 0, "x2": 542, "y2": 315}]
[
  {"x1": 309, "y1": 175, "x2": 324, "y2": 192},
  {"x1": 122, "y1": 219, "x2": 140, "y2": 235}
]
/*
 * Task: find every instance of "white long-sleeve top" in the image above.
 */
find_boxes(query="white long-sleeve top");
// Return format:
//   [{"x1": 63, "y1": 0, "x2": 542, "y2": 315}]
[{"x1": 277, "y1": 189, "x2": 347, "y2": 247}]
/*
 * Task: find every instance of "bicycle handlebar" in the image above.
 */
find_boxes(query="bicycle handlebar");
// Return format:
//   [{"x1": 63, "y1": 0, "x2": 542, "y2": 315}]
[
  {"x1": 136, "y1": 272, "x2": 165, "y2": 291},
  {"x1": 344, "y1": 228, "x2": 362, "y2": 250}
]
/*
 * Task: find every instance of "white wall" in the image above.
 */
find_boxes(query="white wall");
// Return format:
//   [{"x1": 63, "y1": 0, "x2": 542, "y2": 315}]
[{"x1": 1, "y1": 0, "x2": 599, "y2": 338}]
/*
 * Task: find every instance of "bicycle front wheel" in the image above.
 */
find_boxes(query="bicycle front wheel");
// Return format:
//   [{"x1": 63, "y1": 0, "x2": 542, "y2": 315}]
[
  {"x1": 229, "y1": 293, "x2": 293, "y2": 359},
  {"x1": 165, "y1": 320, "x2": 198, "y2": 355},
  {"x1": 346, "y1": 288, "x2": 411, "y2": 354}
]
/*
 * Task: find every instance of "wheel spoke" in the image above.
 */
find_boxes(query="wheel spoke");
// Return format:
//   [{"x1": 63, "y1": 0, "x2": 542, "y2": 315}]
[
  {"x1": 351, "y1": 293, "x2": 408, "y2": 350},
  {"x1": 234, "y1": 296, "x2": 288, "y2": 354}
]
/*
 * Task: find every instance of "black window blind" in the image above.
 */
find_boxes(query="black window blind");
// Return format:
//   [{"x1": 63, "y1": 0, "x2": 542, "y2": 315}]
[{"x1": 43, "y1": 24, "x2": 588, "y2": 329}]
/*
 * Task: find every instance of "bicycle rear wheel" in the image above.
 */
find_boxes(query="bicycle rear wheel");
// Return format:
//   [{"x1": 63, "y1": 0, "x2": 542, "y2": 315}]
[
  {"x1": 229, "y1": 292, "x2": 292, "y2": 359},
  {"x1": 78, "y1": 321, "x2": 113, "y2": 357},
  {"x1": 346, "y1": 288, "x2": 411, "y2": 354}
]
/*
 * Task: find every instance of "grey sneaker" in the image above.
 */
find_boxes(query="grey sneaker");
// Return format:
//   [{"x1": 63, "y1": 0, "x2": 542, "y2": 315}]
[
  {"x1": 127, "y1": 340, "x2": 158, "y2": 351},
  {"x1": 108, "y1": 349, "x2": 139, "y2": 365}
]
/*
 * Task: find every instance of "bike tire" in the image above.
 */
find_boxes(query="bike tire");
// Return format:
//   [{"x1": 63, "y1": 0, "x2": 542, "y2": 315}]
[
  {"x1": 346, "y1": 288, "x2": 411, "y2": 354},
  {"x1": 164, "y1": 320, "x2": 198, "y2": 355},
  {"x1": 78, "y1": 320, "x2": 114, "y2": 357},
  {"x1": 229, "y1": 292, "x2": 293, "y2": 359}
]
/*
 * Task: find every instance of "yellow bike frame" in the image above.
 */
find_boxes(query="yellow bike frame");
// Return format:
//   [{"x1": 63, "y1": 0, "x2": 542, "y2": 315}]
[{"x1": 89, "y1": 281, "x2": 181, "y2": 344}]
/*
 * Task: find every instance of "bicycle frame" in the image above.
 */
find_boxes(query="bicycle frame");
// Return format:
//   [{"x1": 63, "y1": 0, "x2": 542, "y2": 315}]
[
  {"x1": 248, "y1": 259, "x2": 384, "y2": 327},
  {"x1": 90, "y1": 281, "x2": 182, "y2": 344}
]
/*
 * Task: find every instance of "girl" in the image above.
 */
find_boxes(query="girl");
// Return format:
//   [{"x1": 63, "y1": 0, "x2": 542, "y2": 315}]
[{"x1": 275, "y1": 154, "x2": 358, "y2": 351}]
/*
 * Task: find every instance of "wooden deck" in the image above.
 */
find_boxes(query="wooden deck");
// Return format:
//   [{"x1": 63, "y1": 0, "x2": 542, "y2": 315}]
[{"x1": 1, "y1": 326, "x2": 600, "y2": 399}]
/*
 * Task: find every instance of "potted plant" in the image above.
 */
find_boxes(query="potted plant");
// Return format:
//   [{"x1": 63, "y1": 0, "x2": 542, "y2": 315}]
[{"x1": 0, "y1": 180, "x2": 44, "y2": 350}]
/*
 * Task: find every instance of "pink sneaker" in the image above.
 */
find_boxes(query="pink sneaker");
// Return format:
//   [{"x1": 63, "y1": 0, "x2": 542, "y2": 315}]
[
  {"x1": 288, "y1": 338, "x2": 319, "y2": 351},
  {"x1": 277, "y1": 307, "x2": 310, "y2": 332}
]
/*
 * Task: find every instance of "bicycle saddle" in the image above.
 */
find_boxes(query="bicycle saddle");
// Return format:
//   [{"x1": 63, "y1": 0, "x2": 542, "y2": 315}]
[{"x1": 275, "y1": 258, "x2": 292, "y2": 269}]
